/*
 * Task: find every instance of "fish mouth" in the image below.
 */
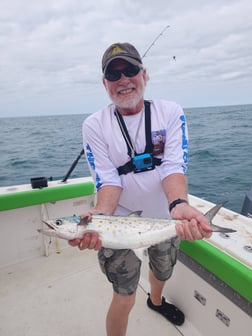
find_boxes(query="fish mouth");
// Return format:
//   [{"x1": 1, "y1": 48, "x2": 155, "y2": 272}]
[{"x1": 42, "y1": 221, "x2": 57, "y2": 230}]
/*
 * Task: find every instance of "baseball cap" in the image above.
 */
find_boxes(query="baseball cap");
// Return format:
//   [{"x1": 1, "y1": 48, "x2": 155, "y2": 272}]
[{"x1": 102, "y1": 42, "x2": 142, "y2": 73}]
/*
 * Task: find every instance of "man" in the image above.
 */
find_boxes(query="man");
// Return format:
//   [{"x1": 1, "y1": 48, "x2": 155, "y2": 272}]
[{"x1": 69, "y1": 42, "x2": 212, "y2": 336}]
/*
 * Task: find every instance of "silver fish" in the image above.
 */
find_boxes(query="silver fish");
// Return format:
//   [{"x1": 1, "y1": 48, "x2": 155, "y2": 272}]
[{"x1": 38, "y1": 202, "x2": 236, "y2": 249}]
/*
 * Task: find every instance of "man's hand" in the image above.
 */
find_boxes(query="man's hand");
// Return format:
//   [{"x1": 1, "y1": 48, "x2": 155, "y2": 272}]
[
  {"x1": 171, "y1": 203, "x2": 212, "y2": 241},
  {"x1": 68, "y1": 211, "x2": 102, "y2": 250},
  {"x1": 69, "y1": 232, "x2": 102, "y2": 250}
]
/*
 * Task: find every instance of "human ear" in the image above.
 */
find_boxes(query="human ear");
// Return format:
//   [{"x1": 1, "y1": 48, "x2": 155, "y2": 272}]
[
  {"x1": 142, "y1": 68, "x2": 149, "y2": 83},
  {"x1": 102, "y1": 77, "x2": 108, "y2": 90}
]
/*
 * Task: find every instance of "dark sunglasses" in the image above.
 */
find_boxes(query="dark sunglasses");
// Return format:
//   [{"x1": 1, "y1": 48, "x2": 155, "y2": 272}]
[{"x1": 104, "y1": 64, "x2": 142, "y2": 82}]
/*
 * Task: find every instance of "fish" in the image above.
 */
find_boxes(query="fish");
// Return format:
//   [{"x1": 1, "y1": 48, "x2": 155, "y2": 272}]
[{"x1": 38, "y1": 202, "x2": 236, "y2": 250}]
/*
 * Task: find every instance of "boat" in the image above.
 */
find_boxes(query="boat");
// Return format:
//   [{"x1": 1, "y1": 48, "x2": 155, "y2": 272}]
[{"x1": 0, "y1": 177, "x2": 251, "y2": 335}]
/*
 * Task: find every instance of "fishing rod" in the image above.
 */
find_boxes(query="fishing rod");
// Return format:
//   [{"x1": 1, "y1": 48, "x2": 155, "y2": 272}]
[
  {"x1": 61, "y1": 148, "x2": 85, "y2": 183},
  {"x1": 141, "y1": 25, "x2": 170, "y2": 59}
]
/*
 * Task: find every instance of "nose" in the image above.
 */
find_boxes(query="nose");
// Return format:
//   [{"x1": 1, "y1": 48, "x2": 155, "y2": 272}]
[{"x1": 119, "y1": 73, "x2": 130, "y2": 82}]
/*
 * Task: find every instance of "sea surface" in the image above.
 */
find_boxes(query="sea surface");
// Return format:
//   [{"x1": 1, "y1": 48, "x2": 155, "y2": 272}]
[{"x1": 0, "y1": 104, "x2": 251, "y2": 214}]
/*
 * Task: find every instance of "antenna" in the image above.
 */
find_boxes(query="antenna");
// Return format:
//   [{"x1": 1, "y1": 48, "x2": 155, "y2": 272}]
[{"x1": 141, "y1": 25, "x2": 170, "y2": 59}]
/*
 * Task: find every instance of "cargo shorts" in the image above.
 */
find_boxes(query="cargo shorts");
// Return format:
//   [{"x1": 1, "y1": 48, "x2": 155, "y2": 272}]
[{"x1": 98, "y1": 237, "x2": 180, "y2": 295}]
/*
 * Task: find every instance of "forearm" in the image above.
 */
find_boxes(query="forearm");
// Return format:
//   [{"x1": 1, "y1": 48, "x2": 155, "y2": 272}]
[
  {"x1": 162, "y1": 173, "x2": 188, "y2": 205},
  {"x1": 93, "y1": 185, "x2": 123, "y2": 215},
  {"x1": 162, "y1": 173, "x2": 211, "y2": 240}
]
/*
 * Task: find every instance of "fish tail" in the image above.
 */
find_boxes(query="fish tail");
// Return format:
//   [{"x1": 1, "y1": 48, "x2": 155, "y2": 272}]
[{"x1": 204, "y1": 202, "x2": 236, "y2": 233}]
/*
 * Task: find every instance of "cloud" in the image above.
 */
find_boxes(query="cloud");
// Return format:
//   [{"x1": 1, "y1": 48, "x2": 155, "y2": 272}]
[{"x1": 0, "y1": 0, "x2": 252, "y2": 116}]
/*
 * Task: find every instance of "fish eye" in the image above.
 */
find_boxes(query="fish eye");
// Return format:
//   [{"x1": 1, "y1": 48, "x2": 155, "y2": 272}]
[{"x1": 56, "y1": 219, "x2": 63, "y2": 225}]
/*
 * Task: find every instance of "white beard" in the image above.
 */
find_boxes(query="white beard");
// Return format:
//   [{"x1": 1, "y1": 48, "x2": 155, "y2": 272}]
[{"x1": 113, "y1": 87, "x2": 145, "y2": 110}]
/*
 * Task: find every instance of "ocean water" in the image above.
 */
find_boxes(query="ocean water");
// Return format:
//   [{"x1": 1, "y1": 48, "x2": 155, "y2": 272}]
[{"x1": 0, "y1": 104, "x2": 251, "y2": 214}]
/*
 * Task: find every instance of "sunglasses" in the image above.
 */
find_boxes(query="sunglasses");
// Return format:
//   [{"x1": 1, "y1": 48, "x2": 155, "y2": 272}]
[{"x1": 104, "y1": 64, "x2": 142, "y2": 82}]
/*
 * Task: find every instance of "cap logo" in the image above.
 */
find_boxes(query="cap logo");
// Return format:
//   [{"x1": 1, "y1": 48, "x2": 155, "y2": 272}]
[{"x1": 112, "y1": 45, "x2": 123, "y2": 55}]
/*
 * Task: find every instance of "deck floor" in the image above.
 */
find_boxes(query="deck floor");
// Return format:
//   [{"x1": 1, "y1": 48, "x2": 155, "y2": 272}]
[{"x1": 0, "y1": 248, "x2": 182, "y2": 336}]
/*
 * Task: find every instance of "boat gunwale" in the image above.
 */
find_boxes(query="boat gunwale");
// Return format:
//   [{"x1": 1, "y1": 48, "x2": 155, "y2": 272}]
[
  {"x1": 0, "y1": 180, "x2": 95, "y2": 211},
  {"x1": 180, "y1": 240, "x2": 252, "y2": 302}
]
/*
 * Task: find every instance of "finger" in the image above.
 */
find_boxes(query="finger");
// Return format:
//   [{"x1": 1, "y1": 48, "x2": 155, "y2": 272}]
[
  {"x1": 193, "y1": 215, "x2": 212, "y2": 239},
  {"x1": 87, "y1": 233, "x2": 100, "y2": 250},
  {"x1": 68, "y1": 238, "x2": 81, "y2": 247},
  {"x1": 183, "y1": 221, "x2": 195, "y2": 241},
  {"x1": 79, "y1": 232, "x2": 101, "y2": 250},
  {"x1": 179, "y1": 220, "x2": 195, "y2": 241},
  {"x1": 177, "y1": 220, "x2": 202, "y2": 241},
  {"x1": 194, "y1": 214, "x2": 212, "y2": 233},
  {"x1": 199, "y1": 227, "x2": 212, "y2": 239},
  {"x1": 78, "y1": 233, "x2": 91, "y2": 250},
  {"x1": 94, "y1": 239, "x2": 103, "y2": 251},
  {"x1": 188, "y1": 218, "x2": 204, "y2": 240},
  {"x1": 175, "y1": 223, "x2": 186, "y2": 240}
]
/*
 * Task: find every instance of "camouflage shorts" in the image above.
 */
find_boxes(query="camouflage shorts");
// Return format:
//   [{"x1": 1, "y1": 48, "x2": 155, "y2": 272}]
[{"x1": 98, "y1": 237, "x2": 180, "y2": 295}]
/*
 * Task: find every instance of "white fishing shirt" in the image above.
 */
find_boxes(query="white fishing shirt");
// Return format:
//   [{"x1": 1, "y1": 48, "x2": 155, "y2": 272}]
[{"x1": 83, "y1": 99, "x2": 188, "y2": 218}]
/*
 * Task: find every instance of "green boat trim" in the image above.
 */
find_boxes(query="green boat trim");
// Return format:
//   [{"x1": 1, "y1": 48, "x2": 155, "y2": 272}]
[
  {"x1": 180, "y1": 240, "x2": 252, "y2": 303},
  {"x1": 0, "y1": 181, "x2": 95, "y2": 211}
]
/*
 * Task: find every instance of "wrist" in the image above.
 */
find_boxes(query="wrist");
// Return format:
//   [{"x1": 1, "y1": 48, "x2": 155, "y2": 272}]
[{"x1": 169, "y1": 198, "x2": 188, "y2": 213}]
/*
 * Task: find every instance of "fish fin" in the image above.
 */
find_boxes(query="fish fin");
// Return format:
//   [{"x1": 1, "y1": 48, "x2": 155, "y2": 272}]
[
  {"x1": 78, "y1": 216, "x2": 89, "y2": 226},
  {"x1": 204, "y1": 202, "x2": 236, "y2": 233},
  {"x1": 211, "y1": 224, "x2": 237, "y2": 233},
  {"x1": 132, "y1": 248, "x2": 146, "y2": 261},
  {"x1": 204, "y1": 201, "x2": 227, "y2": 222},
  {"x1": 128, "y1": 210, "x2": 142, "y2": 217}
]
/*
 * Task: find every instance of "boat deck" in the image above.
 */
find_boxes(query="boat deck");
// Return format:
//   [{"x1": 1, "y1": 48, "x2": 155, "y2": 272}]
[{"x1": 0, "y1": 248, "x2": 183, "y2": 336}]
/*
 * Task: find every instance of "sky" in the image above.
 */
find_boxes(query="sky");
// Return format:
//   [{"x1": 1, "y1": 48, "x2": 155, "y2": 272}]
[{"x1": 0, "y1": 0, "x2": 252, "y2": 117}]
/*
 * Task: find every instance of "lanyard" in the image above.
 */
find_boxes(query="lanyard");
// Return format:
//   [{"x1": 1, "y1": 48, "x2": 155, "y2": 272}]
[{"x1": 114, "y1": 100, "x2": 153, "y2": 158}]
